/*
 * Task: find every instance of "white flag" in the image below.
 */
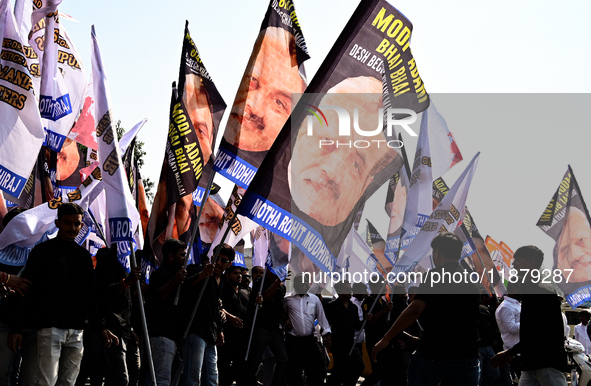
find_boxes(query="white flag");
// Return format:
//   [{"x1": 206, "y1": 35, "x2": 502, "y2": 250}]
[
  {"x1": 0, "y1": 0, "x2": 44, "y2": 199},
  {"x1": 92, "y1": 25, "x2": 140, "y2": 269},
  {"x1": 393, "y1": 152, "x2": 480, "y2": 274}
]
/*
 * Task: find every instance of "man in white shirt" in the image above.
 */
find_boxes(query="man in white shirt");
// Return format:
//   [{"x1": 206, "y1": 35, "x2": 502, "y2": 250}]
[
  {"x1": 575, "y1": 311, "x2": 591, "y2": 354},
  {"x1": 495, "y1": 295, "x2": 521, "y2": 351},
  {"x1": 283, "y1": 273, "x2": 331, "y2": 386},
  {"x1": 495, "y1": 293, "x2": 521, "y2": 385}
]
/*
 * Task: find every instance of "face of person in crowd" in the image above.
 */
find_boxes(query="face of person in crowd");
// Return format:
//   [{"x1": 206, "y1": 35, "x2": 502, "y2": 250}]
[
  {"x1": 214, "y1": 253, "x2": 232, "y2": 276},
  {"x1": 55, "y1": 213, "x2": 83, "y2": 242},
  {"x1": 168, "y1": 247, "x2": 187, "y2": 269},
  {"x1": 227, "y1": 266, "x2": 242, "y2": 286},
  {"x1": 556, "y1": 207, "x2": 591, "y2": 283},
  {"x1": 293, "y1": 273, "x2": 311, "y2": 295},
  {"x1": 579, "y1": 313, "x2": 590, "y2": 326},
  {"x1": 252, "y1": 266, "x2": 265, "y2": 281},
  {"x1": 224, "y1": 27, "x2": 305, "y2": 152},
  {"x1": 289, "y1": 77, "x2": 397, "y2": 226},
  {"x1": 337, "y1": 282, "x2": 352, "y2": 301},
  {"x1": 386, "y1": 179, "x2": 407, "y2": 235},
  {"x1": 183, "y1": 73, "x2": 214, "y2": 163},
  {"x1": 199, "y1": 197, "x2": 224, "y2": 244}
]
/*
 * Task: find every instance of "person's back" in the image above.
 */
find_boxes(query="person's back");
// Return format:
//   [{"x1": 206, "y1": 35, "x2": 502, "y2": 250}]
[{"x1": 491, "y1": 246, "x2": 568, "y2": 386}]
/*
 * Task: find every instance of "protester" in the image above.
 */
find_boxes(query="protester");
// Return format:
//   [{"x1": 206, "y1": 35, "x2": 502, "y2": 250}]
[
  {"x1": 244, "y1": 269, "x2": 288, "y2": 386},
  {"x1": 8, "y1": 203, "x2": 117, "y2": 386},
  {"x1": 491, "y1": 245, "x2": 568, "y2": 386},
  {"x1": 479, "y1": 294, "x2": 501, "y2": 386},
  {"x1": 180, "y1": 243, "x2": 234, "y2": 386},
  {"x1": 495, "y1": 293, "x2": 522, "y2": 385},
  {"x1": 372, "y1": 232, "x2": 481, "y2": 385},
  {"x1": 283, "y1": 273, "x2": 331, "y2": 386},
  {"x1": 145, "y1": 239, "x2": 187, "y2": 386},
  {"x1": 218, "y1": 264, "x2": 249, "y2": 386},
  {"x1": 578, "y1": 311, "x2": 591, "y2": 354},
  {"x1": 324, "y1": 281, "x2": 364, "y2": 386}
]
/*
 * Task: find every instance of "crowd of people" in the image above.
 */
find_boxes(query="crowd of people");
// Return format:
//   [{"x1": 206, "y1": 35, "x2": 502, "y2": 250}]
[{"x1": 0, "y1": 203, "x2": 581, "y2": 386}]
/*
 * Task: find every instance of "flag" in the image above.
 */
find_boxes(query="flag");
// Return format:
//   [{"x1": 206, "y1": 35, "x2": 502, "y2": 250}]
[
  {"x1": 251, "y1": 226, "x2": 268, "y2": 268},
  {"x1": 337, "y1": 227, "x2": 382, "y2": 279},
  {"x1": 67, "y1": 78, "x2": 97, "y2": 150},
  {"x1": 399, "y1": 106, "x2": 435, "y2": 254},
  {"x1": 214, "y1": 0, "x2": 309, "y2": 189},
  {"x1": 237, "y1": 0, "x2": 428, "y2": 274},
  {"x1": 537, "y1": 166, "x2": 591, "y2": 308},
  {"x1": 486, "y1": 236, "x2": 511, "y2": 286},
  {"x1": 147, "y1": 23, "x2": 224, "y2": 266},
  {"x1": 178, "y1": 21, "x2": 226, "y2": 208},
  {"x1": 38, "y1": 3, "x2": 86, "y2": 153},
  {"x1": 0, "y1": 168, "x2": 102, "y2": 266},
  {"x1": 91, "y1": 25, "x2": 140, "y2": 270},
  {"x1": 384, "y1": 168, "x2": 409, "y2": 264},
  {"x1": 393, "y1": 153, "x2": 479, "y2": 276},
  {"x1": 0, "y1": 0, "x2": 44, "y2": 199}
]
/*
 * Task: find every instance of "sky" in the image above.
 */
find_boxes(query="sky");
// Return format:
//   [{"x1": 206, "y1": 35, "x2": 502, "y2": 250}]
[{"x1": 58, "y1": 0, "x2": 591, "y2": 268}]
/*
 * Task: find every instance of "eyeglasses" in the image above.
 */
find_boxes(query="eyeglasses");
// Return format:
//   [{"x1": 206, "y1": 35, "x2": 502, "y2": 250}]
[{"x1": 216, "y1": 257, "x2": 230, "y2": 264}]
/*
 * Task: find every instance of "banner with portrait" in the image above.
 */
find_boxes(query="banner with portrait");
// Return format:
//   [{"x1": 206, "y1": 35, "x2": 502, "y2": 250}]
[
  {"x1": 214, "y1": 0, "x2": 309, "y2": 189},
  {"x1": 537, "y1": 166, "x2": 591, "y2": 308},
  {"x1": 237, "y1": 0, "x2": 430, "y2": 275},
  {"x1": 147, "y1": 24, "x2": 225, "y2": 266},
  {"x1": 0, "y1": 0, "x2": 45, "y2": 200}
]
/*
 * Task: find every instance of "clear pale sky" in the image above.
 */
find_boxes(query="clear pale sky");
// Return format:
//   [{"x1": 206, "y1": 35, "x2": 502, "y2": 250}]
[{"x1": 59, "y1": 0, "x2": 591, "y2": 267}]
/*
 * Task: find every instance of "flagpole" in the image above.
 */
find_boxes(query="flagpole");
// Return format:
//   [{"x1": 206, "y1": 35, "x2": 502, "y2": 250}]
[
  {"x1": 129, "y1": 244, "x2": 157, "y2": 386},
  {"x1": 569, "y1": 165, "x2": 591, "y2": 226},
  {"x1": 182, "y1": 218, "x2": 234, "y2": 339},
  {"x1": 173, "y1": 170, "x2": 217, "y2": 306},
  {"x1": 244, "y1": 267, "x2": 267, "y2": 361},
  {"x1": 459, "y1": 224, "x2": 495, "y2": 295},
  {"x1": 348, "y1": 279, "x2": 389, "y2": 356}
]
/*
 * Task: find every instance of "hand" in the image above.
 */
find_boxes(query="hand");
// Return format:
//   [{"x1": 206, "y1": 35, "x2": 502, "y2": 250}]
[
  {"x1": 323, "y1": 333, "x2": 331, "y2": 348},
  {"x1": 101, "y1": 330, "x2": 120, "y2": 348},
  {"x1": 385, "y1": 302, "x2": 393, "y2": 312},
  {"x1": 364, "y1": 313, "x2": 373, "y2": 321},
  {"x1": 198, "y1": 264, "x2": 214, "y2": 281},
  {"x1": 216, "y1": 332, "x2": 224, "y2": 347},
  {"x1": 371, "y1": 338, "x2": 390, "y2": 362},
  {"x1": 125, "y1": 267, "x2": 142, "y2": 287},
  {"x1": 491, "y1": 350, "x2": 514, "y2": 368},
  {"x1": 6, "y1": 276, "x2": 31, "y2": 297},
  {"x1": 230, "y1": 315, "x2": 244, "y2": 329},
  {"x1": 174, "y1": 268, "x2": 187, "y2": 284},
  {"x1": 7, "y1": 334, "x2": 21, "y2": 354}
]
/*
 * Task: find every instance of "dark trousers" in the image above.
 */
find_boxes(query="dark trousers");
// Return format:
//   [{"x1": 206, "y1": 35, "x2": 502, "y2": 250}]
[
  {"x1": 218, "y1": 337, "x2": 247, "y2": 386},
  {"x1": 285, "y1": 334, "x2": 326, "y2": 386},
  {"x1": 362, "y1": 340, "x2": 406, "y2": 386},
  {"x1": 327, "y1": 344, "x2": 364, "y2": 386},
  {"x1": 245, "y1": 327, "x2": 288, "y2": 386}
]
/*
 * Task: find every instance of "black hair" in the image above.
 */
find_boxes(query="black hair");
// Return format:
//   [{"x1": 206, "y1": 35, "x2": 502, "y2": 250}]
[
  {"x1": 213, "y1": 243, "x2": 235, "y2": 262},
  {"x1": 162, "y1": 239, "x2": 187, "y2": 261},
  {"x1": 514, "y1": 245, "x2": 544, "y2": 269},
  {"x1": 57, "y1": 202, "x2": 84, "y2": 219},
  {"x1": 2, "y1": 207, "x2": 25, "y2": 227},
  {"x1": 431, "y1": 232, "x2": 463, "y2": 261}
]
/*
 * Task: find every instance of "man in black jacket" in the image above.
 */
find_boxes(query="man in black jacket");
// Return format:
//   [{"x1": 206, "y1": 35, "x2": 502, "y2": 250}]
[
  {"x1": 491, "y1": 245, "x2": 568, "y2": 385},
  {"x1": 8, "y1": 203, "x2": 117, "y2": 386}
]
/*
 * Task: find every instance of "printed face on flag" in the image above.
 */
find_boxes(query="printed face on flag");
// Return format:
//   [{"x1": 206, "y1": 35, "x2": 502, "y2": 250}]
[
  {"x1": 386, "y1": 177, "x2": 407, "y2": 237},
  {"x1": 289, "y1": 77, "x2": 397, "y2": 226},
  {"x1": 182, "y1": 73, "x2": 214, "y2": 164},
  {"x1": 224, "y1": 27, "x2": 306, "y2": 153},
  {"x1": 199, "y1": 196, "x2": 223, "y2": 244},
  {"x1": 556, "y1": 206, "x2": 591, "y2": 283}
]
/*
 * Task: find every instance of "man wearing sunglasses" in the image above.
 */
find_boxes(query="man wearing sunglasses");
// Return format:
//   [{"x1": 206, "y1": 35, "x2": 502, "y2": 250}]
[{"x1": 181, "y1": 243, "x2": 235, "y2": 386}]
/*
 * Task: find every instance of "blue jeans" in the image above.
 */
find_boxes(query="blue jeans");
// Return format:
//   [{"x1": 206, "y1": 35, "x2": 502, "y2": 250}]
[
  {"x1": 37, "y1": 327, "x2": 84, "y2": 386},
  {"x1": 150, "y1": 336, "x2": 176, "y2": 386},
  {"x1": 407, "y1": 350, "x2": 480, "y2": 386},
  {"x1": 479, "y1": 345, "x2": 500, "y2": 386},
  {"x1": 180, "y1": 333, "x2": 217, "y2": 386},
  {"x1": 519, "y1": 368, "x2": 566, "y2": 386}
]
